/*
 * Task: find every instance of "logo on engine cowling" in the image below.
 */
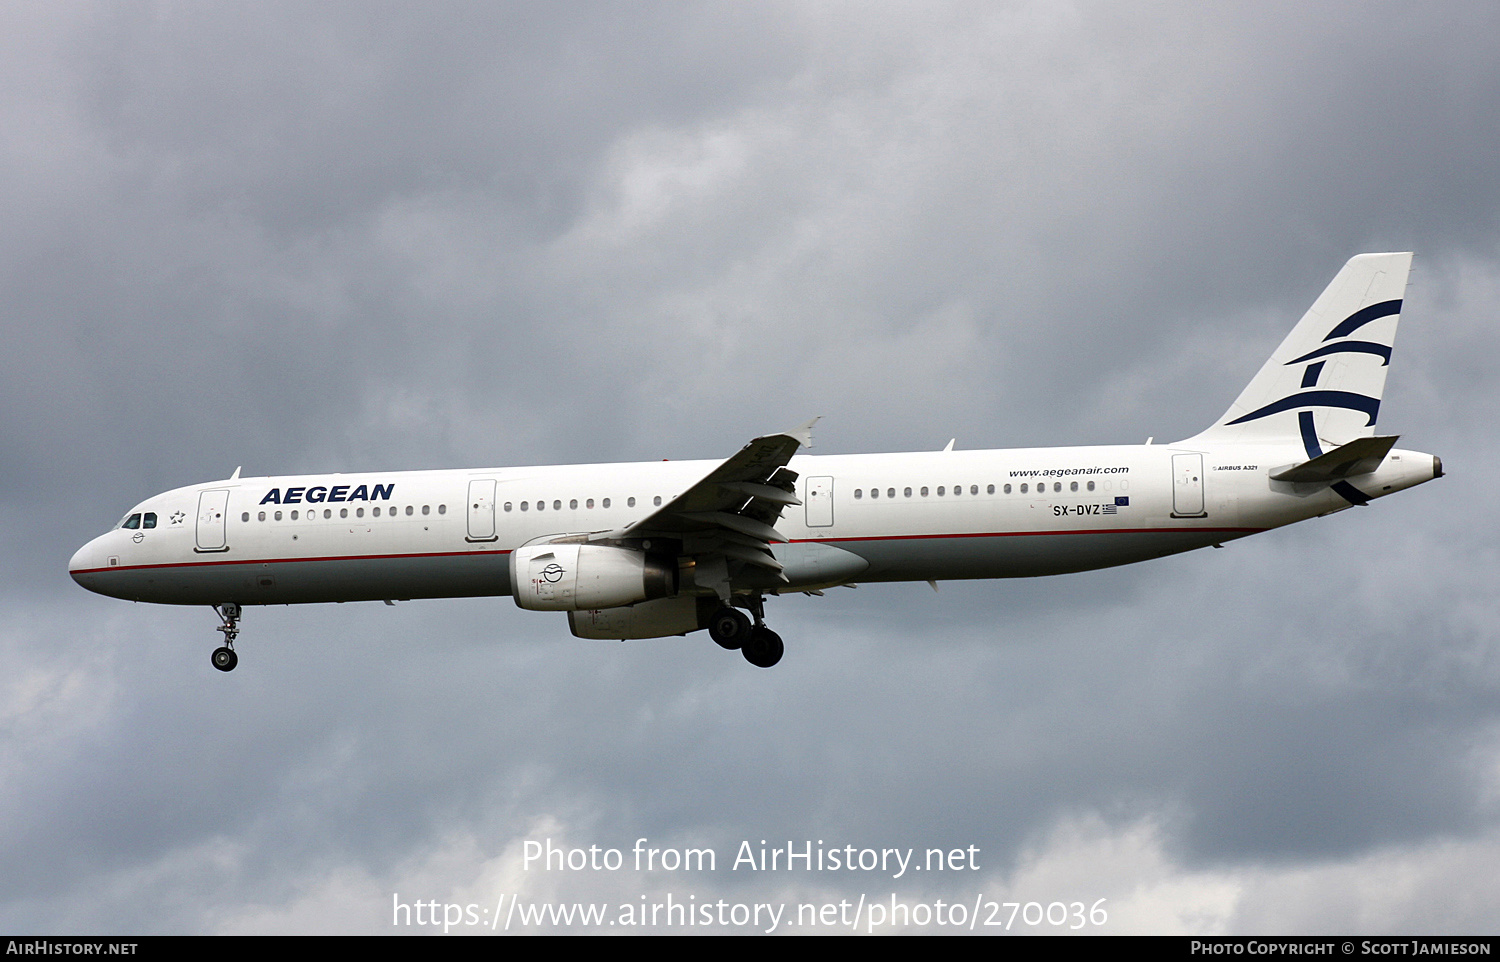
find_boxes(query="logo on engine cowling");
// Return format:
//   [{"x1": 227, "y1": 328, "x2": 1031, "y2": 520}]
[{"x1": 541, "y1": 562, "x2": 565, "y2": 583}]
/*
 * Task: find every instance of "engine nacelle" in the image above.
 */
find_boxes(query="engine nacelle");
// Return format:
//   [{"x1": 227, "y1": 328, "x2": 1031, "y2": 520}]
[
  {"x1": 568, "y1": 595, "x2": 718, "y2": 640},
  {"x1": 509, "y1": 542, "x2": 676, "y2": 611}
]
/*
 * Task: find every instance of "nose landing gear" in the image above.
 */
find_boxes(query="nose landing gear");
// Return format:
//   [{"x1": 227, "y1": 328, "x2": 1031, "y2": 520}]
[{"x1": 211, "y1": 603, "x2": 241, "y2": 672}]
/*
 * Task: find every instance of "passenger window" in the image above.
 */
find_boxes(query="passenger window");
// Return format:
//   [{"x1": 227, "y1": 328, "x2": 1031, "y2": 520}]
[
  {"x1": 275, "y1": 510, "x2": 283, "y2": 521},
  {"x1": 356, "y1": 507, "x2": 364, "y2": 518},
  {"x1": 521, "y1": 502, "x2": 529, "y2": 511},
  {"x1": 953, "y1": 484, "x2": 961, "y2": 496},
  {"x1": 654, "y1": 496, "x2": 662, "y2": 506},
  {"x1": 1070, "y1": 481, "x2": 1078, "y2": 492},
  {"x1": 1087, "y1": 481, "x2": 1095, "y2": 491},
  {"x1": 586, "y1": 499, "x2": 594, "y2": 509},
  {"x1": 970, "y1": 485, "x2": 978, "y2": 495},
  {"x1": 438, "y1": 505, "x2": 446, "y2": 515},
  {"x1": 570, "y1": 499, "x2": 578, "y2": 510},
  {"x1": 292, "y1": 510, "x2": 300, "y2": 520},
  {"x1": 324, "y1": 509, "x2": 332, "y2": 519},
  {"x1": 1021, "y1": 483, "x2": 1028, "y2": 493},
  {"x1": 937, "y1": 486, "x2": 945, "y2": 496},
  {"x1": 340, "y1": 508, "x2": 348, "y2": 519},
  {"x1": 628, "y1": 497, "x2": 636, "y2": 507},
  {"x1": 1053, "y1": 482, "x2": 1061, "y2": 492},
  {"x1": 554, "y1": 501, "x2": 562, "y2": 511},
  {"x1": 603, "y1": 498, "x2": 611, "y2": 508},
  {"x1": 1003, "y1": 484, "x2": 1011, "y2": 494},
  {"x1": 870, "y1": 488, "x2": 879, "y2": 499},
  {"x1": 886, "y1": 488, "x2": 895, "y2": 499},
  {"x1": 920, "y1": 486, "x2": 929, "y2": 497},
  {"x1": 423, "y1": 505, "x2": 431, "y2": 516},
  {"x1": 257, "y1": 511, "x2": 266, "y2": 522},
  {"x1": 904, "y1": 487, "x2": 912, "y2": 498},
  {"x1": 854, "y1": 489, "x2": 863, "y2": 499},
  {"x1": 241, "y1": 512, "x2": 250, "y2": 522},
  {"x1": 504, "y1": 502, "x2": 512, "y2": 512}
]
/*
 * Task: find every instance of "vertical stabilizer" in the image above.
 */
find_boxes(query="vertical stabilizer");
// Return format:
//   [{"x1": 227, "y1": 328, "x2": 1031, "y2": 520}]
[{"x1": 1183, "y1": 252, "x2": 1413, "y2": 449}]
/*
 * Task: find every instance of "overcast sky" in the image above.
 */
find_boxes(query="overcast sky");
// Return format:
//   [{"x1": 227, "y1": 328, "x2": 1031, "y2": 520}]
[{"x1": 4, "y1": 0, "x2": 1499, "y2": 935}]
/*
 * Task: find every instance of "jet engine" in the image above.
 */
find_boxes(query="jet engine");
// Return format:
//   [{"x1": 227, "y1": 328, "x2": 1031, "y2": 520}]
[
  {"x1": 509, "y1": 541, "x2": 676, "y2": 611},
  {"x1": 568, "y1": 595, "x2": 719, "y2": 640}
]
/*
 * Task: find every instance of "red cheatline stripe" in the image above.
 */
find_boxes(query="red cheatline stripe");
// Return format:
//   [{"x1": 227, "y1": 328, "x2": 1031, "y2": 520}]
[
  {"x1": 73, "y1": 547, "x2": 513, "y2": 575},
  {"x1": 801, "y1": 526, "x2": 1263, "y2": 545},
  {"x1": 72, "y1": 526, "x2": 1264, "y2": 576}
]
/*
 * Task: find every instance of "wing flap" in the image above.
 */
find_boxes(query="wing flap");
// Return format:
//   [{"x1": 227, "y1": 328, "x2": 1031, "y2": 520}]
[
  {"x1": 680, "y1": 511, "x2": 788, "y2": 543},
  {"x1": 601, "y1": 421, "x2": 817, "y2": 596},
  {"x1": 607, "y1": 424, "x2": 812, "y2": 541}
]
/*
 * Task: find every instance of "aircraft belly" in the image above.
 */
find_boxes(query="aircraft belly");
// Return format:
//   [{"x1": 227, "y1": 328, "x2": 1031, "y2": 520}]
[
  {"x1": 826, "y1": 529, "x2": 1238, "y2": 581},
  {"x1": 76, "y1": 552, "x2": 513, "y2": 606}
]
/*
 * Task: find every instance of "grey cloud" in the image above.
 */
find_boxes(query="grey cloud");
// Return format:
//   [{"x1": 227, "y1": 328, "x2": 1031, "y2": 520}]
[{"x1": 4, "y1": 0, "x2": 1499, "y2": 933}]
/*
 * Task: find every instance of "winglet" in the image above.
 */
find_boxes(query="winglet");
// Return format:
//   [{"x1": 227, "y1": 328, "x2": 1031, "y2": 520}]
[
  {"x1": 784, "y1": 417, "x2": 820, "y2": 449},
  {"x1": 230, "y1": 466, "x2": 242, "y2": 480}
]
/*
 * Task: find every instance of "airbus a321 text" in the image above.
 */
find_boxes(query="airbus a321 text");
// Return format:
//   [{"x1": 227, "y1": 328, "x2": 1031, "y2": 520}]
[{"x1": 70, "y1": 254, "x2": 1441, "y2": 669}]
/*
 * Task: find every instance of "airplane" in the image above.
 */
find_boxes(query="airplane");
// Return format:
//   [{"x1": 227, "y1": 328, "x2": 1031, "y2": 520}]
[{"x1": 69, "y1": 253, "x2": 1442, "y2": 670}]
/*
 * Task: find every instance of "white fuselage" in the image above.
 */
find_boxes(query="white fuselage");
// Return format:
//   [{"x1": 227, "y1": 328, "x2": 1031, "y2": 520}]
[{"x1": 68, "y1": 439, "x2": 1439, "y2": 608}]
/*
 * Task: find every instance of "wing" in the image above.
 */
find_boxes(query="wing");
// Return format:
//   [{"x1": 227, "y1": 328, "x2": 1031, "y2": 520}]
[{"x1": 595, "y1": 419, "x2": 817, "y2": 600}]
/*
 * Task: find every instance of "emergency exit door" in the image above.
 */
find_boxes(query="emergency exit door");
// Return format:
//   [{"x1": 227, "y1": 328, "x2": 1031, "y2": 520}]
[
  {"x1": 1171, "y1": 454, "x2": 1206, "y2": 518},
  {"x1": 805, "y1": 476, "x2": 834, "y2": 527},
  {"x1": 467, "y1": 479, "x2": 498, "y2": 542}
]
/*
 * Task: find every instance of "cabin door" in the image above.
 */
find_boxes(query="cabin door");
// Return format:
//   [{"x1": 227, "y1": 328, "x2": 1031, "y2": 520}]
[{"x1": 195, "y1": 490, "x2": 230, "y2": 552}]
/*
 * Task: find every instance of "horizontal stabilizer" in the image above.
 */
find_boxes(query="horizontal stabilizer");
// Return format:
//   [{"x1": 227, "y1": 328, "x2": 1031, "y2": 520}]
[{"x1": 1270, "y1": 435, "x2": 1399, "y2": 483}]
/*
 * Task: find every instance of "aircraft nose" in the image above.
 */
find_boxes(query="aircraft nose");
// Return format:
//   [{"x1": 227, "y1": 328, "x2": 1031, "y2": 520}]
[{"x1": 69, "y1": 536, "x2": 106, "y2": 586}]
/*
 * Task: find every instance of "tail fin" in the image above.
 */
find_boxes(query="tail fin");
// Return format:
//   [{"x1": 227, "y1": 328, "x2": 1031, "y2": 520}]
[{"x1": 1184, "y1": 252, "x2": 1413, "y2": 448}]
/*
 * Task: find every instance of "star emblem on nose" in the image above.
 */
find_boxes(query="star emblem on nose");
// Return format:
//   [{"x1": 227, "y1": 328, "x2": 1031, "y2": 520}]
[{"x1": 170, "y1": 511, "x2": 185, "y2": 525}]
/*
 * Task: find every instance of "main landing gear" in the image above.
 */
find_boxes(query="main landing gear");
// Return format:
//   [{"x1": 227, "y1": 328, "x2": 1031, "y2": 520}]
[
  {"x1": 707, "y1": 595, "x2": 784, "y2": 669},
  {"x1": 211, "y1": 603, "x2": 241, "y2": 672}
]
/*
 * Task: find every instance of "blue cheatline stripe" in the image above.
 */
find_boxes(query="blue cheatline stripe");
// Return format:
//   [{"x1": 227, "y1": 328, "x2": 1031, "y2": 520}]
[
  {"x1": 1226, "y1": 390, "x2": 1381, "y2": 427},
  {"x1": 1299, "y1": 411, "x2": 1322, "y2": 460},
  {"x1": 1285, "y1": 340, "x2": 1392, "y2": 366},
  {"x1": 1323, "y1": 299, "x2": 1401, "y2": 341},
  {"x1": 1300, "y1": 361, "x2": 1325, "y2": 389}
]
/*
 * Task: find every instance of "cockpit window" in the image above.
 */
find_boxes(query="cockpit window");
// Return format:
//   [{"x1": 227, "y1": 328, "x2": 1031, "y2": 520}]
[
  {"x1": 120, "y1": 513, "x2": 142, "y2": 530},
  {"x1": 142, "y1": 513, "x2": 157, "y2": 529}
]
